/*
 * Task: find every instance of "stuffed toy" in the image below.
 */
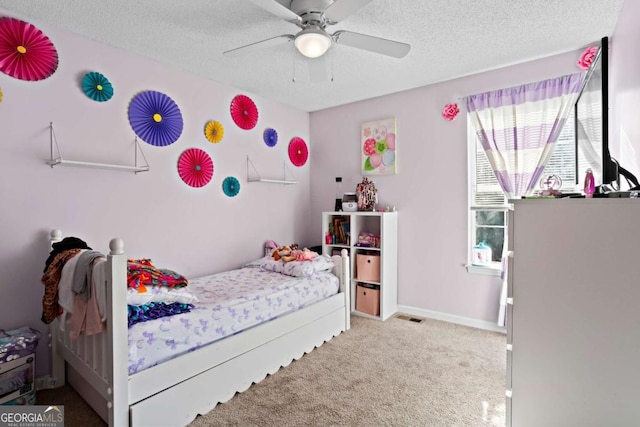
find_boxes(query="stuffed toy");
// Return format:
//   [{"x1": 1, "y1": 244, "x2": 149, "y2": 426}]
[
  {"x1": 291, "y1": 248, "x2": 313, "y2": 261},
  {"x1": 271, "y1": 244, "x2": 317, "y2": 262},
  {"x1": 272, "y1": 245, "x2": 294, "y2": 261}
]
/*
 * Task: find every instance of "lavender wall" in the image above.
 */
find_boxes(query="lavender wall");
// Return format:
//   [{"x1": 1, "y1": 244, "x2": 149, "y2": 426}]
[
  {"x1": 0, "y1": 10, "x2": 312, "y2": 375},
  {"x1": 610, "y1": 0, "x2": 640, "y2": 176},
  {"x1": 310, "y1": 50, "x2": 586, "y2": 324}
]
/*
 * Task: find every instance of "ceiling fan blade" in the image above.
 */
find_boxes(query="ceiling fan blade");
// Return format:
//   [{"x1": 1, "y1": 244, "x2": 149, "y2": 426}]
[
  {"x1": 247, "y1": 0, "x2": 302, "y2": 24},
  {"x1": 323, "y1": 0, "x2": 373, "y2": 23},
  {"x1": 223, "y1": 34, "x2": 295, "y2": 57},
  {"x1": 333, "y1": 30, "x2": 410, "y2": 58}
]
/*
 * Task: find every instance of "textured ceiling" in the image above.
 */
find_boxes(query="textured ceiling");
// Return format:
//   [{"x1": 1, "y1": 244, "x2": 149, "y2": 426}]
[{"x1": 0, "y1": 0, "x2": 625, "y2": 112}]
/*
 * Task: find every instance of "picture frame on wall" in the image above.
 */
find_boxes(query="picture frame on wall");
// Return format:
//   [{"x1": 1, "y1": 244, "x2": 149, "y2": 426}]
[{"x1": 361, "y1": 117, "x2": 398, "y2": 175}]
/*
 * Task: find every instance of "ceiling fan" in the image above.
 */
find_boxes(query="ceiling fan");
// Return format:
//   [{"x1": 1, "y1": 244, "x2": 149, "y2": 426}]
[{"x1": 223, "y1": 0, "x2": 411, "y2": 60}]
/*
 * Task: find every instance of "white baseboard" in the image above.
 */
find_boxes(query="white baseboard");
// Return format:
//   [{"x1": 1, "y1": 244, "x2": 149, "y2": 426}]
[{"x1": 397, "y1": 305, "x2": 506, "y2": 334}]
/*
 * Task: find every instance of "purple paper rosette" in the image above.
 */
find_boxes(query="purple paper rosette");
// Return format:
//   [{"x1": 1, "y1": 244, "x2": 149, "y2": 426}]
[
  {"x1": 128, "y1": 90, "x2": 184, "y2": 146},
  {"x1": 263, "y1": 128, "x2": 278, "y2": 147}
]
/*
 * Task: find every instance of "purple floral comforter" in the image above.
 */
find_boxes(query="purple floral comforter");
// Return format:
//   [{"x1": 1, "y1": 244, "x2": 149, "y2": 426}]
[{"x1": 127, "y1": 266, "x2": 339, "y2": 374}]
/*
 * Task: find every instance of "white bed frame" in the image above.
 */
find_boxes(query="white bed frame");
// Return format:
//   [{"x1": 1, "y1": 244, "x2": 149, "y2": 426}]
[{"x1": 47, "y1": 229, "x2": 351, "y2": 426}]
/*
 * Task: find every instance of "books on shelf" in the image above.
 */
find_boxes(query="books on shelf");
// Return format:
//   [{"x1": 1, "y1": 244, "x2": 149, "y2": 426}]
[{"x1": 331, "y1": 217, "x2": 350, "y2": 245}]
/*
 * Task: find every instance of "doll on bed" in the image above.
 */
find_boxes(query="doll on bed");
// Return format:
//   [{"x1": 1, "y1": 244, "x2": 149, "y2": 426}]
[{"x1": 271, "y1": 244, "x2": 318, "y2": 262}]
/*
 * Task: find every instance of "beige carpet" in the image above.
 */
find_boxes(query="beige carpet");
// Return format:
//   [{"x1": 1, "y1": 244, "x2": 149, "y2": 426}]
[{"x1": 37, "y1": 315, "x2": 506, "y2": 427}]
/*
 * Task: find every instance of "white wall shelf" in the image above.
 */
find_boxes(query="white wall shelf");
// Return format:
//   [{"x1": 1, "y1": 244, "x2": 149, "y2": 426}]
[
  {"x1": 246, "y1": 156, "x2": 296, "y2": 185},
  {"x1": 46, "y1": 122, "x2": 150, "y2": 174}
]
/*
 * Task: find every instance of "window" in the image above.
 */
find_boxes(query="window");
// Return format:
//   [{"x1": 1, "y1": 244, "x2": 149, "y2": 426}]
[
  {"x1": 467, "y1": 111, "x2": 576, "y2": 272},
  {"x1": 467, "y1": 121, "x2": 507, "y2": 273}
]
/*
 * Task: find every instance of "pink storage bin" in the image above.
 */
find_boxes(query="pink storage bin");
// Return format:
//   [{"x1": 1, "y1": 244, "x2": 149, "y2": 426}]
[
  {"x1": 356, "y1": 254, "x2": 380, "y2": 282},
  {"x1": 356, "y1": 284, "x2": 380, "y2": 316}
]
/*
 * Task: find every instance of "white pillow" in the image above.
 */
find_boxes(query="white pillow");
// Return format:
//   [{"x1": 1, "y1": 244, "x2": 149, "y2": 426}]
[
  {"x1": 260, "y1": 255, "x2": 334, "y2": 278},
  {"x1": 126, "y1": 285, "x2": 199, "y2": 306}
]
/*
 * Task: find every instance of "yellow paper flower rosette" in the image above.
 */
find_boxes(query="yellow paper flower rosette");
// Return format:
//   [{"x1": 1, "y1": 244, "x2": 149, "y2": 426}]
[{"x1": 205, "y1": 120, "x2": 224, "y2": 144}]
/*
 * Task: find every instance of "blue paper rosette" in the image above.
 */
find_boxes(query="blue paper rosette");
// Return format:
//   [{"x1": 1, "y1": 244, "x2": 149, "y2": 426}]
[
  {"x1": 263, "y1": 128, "x2": 278, "y2": 147},
  {"x1": 222, "y1": 176, "x2": 240, "y2": 197},
  {"x1": 128, "y1": 90, "x2": 183, "y2": 147},
  {"x1": 82, "y1": 71, "x2": 114, "y2": 102}
]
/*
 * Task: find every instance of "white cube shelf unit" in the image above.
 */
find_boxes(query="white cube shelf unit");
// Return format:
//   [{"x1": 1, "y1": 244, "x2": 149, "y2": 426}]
[{"x1": 322, "y1": 211, "x2": 398, "y2": 320}]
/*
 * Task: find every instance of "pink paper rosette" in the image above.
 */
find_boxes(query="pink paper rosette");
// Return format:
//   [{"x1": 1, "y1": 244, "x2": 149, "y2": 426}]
[
  {"x1": 177, "y1": 148, "x2": 214, "y2": 188},
  {"x1": 577, "y1": 46, "x2": 598, "y2": 70},
  {"x1": 442, "y1": 103, "x2": 460, "y2": 121},
  {"x1": 0, "y1": 17, "x2": 59, "y2": 81},
  {"x1": 230, "y1": 94, "x2": 258, "y2": 130},
  {"x1": 288, "y1": 137, "x2": 308, "y2": 167}
]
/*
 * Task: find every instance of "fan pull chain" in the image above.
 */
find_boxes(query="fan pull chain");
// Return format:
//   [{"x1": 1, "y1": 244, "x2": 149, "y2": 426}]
[
  {"x1": 330, "y1": 48, "x2": 334, "y2": 82},
  {"x1": 291, "y1": 44, "x2": 297, "y2": 83}
]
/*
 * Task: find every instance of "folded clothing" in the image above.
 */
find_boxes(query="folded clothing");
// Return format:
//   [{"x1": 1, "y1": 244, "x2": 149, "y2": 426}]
[
  {"x1": 127, "y1": 259, "x2": 188, "y2": 291},
  {"x1": 127, "y1": 302, "x2": 194, "y2": 328}
]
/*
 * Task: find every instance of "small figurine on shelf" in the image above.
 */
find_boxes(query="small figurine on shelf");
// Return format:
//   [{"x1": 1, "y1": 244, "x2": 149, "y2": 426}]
[
  {"x1": 584, "y1": 168, "x2": 595, "y2": 198},
  {"x1": 356, "y1": 177, "x2": 378, "y2": 211},
  {"x1": 539, "y1": 174, "x2": 563, "y2": 197}
]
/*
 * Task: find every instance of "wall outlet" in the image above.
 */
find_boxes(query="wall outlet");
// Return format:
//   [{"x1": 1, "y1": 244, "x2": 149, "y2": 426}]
[{"x1": 35, "y1": 375, "x2": 57, "y2": 390}]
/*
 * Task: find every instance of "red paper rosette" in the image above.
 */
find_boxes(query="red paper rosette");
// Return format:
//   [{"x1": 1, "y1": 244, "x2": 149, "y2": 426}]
[
  {"x1": 0, "y1": 17, "x2": 59, "y2": 81},
  {"x1": 177, "y1": 148, "x2": 214, "y2": 188},
  {"x1": 288, "y1": 137, "x2": 308, "y2": 167},
  {"x1": 230, "y1": 94, "x2": 258, "y2": 130}
]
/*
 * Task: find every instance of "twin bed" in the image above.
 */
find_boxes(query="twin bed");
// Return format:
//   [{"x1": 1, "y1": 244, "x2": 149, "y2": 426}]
[{"x1": 46, "y1": 229, "x2": 351, "y2": 426}]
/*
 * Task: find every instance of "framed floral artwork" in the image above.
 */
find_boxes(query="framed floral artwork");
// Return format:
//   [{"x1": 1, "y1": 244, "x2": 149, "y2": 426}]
[{"x1": 361, "y1": 117, "x2": 397, "y2": 175}]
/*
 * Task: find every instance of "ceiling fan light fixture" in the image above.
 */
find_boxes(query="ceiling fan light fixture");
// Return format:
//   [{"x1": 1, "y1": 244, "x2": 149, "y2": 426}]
[{"x1": 294, "y1": 27, "x2": 331, "y2": 58}]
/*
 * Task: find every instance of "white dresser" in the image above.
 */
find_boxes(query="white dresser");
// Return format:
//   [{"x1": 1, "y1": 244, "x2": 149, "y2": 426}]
[{"x1": 506, "y1": 198, "x2": 640, "y2": 426}]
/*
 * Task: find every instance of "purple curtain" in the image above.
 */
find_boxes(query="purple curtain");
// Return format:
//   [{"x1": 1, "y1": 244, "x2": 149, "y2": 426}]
[{"x1": 466, "y1": 72, "x2": 585, "y2": 198}]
